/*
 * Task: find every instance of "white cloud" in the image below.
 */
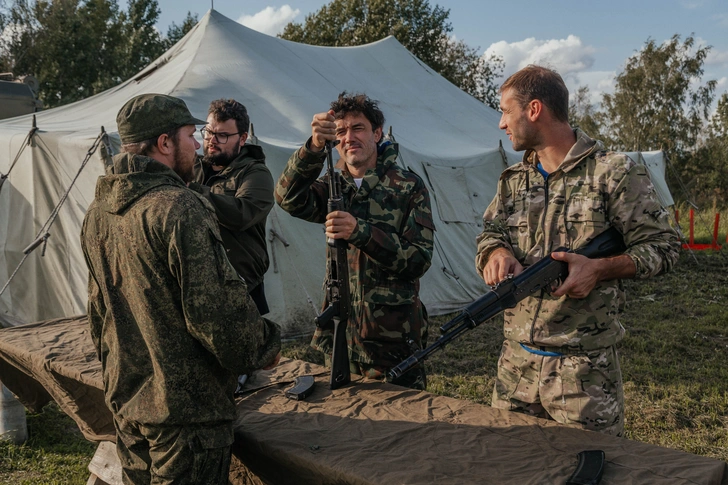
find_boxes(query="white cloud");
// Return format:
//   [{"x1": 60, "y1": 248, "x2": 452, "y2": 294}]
[
  {"x1": 571, "y1": 71, "x2": 617, "y2": 105},
  {"x1": 238, "y1": 5, "x2": 300, "y2": 36},
  {"x1": 484, "y1": 35, "x2": 613, "y2": 104},
  {"x1": 713, "y1": 13, "x2": 728, "y2": 27},
  {"x1": 484, "y1": 35, "x2": 596, "y2": 81},
  {"x1": 707, "y1": 47, "x2": 728, "y2": 67},
  {"x1": 1, "y1": 23, "x2": 26, "y2": 46},
  {"x1": 715, "y1": 77, "x2": 728, "y2": 102},
  {"x1": 680, "y1": 0, "x2": 704, "y2": 9}
]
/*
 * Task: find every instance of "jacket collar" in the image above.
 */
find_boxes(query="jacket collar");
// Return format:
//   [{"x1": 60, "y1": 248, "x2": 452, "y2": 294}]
[
  {"x1": 515, "y1": 129, "x2": 604, "y2": 174},
  {"x1": 202, "y1": 144, "x2": 266, "y2": 177},
  {"x1": 342, "y1": 142, "x2": 398, "y2": 197}
]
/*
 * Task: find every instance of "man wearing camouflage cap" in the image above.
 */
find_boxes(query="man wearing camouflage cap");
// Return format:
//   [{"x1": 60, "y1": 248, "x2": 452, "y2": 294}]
[
  {"x1": 476, "y1": 66, "x2": 679, "y2": 435},
  {"x1": 275, "y1": 92, "x2": 435, "y2": 390},
  {"x1": 81, "y1": 93, "x2": 281, "y2": 484}
]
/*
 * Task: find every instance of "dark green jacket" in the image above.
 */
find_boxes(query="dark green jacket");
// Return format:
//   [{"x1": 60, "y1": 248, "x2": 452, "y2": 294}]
[
  {"x1": 275, "y1": 142, "x2": 435, "y2": 367},
  {"x1": 81, "y1": 153, "x2": 280, "y2": 427},
  {"x1": 189, "y1": 145, "x2": 273, "y2": 289}
]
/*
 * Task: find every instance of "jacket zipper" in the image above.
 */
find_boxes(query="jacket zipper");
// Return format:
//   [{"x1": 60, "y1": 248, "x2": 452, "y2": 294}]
[{"x1": 530, "y1": 167, "x2": 549, "y2": 346}]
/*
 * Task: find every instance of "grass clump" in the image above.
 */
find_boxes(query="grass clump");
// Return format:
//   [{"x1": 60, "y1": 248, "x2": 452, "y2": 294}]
[{"x1": 0, "y1": 402, "x2": 95, "y2": 485}]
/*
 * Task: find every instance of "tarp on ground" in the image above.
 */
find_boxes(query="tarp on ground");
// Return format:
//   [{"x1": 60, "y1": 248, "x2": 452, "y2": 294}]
[
  {"x1": 0, "y1": 316, "x2": 725, "y2": 484},
  {"x1": 0, "y1": 9, "x2": 674, "y2": 336}
]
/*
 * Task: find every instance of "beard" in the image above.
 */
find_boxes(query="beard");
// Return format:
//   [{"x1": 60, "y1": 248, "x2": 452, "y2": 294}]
[
  {"x1": 510, "y1": 120, "x2": 542, "y2": 152},
  {"x1": 173, "y1": 143, "x2": 196, "y2": 184},
  {"x1": 202, "y1": 145, "x2": 240, "y2": 167}
]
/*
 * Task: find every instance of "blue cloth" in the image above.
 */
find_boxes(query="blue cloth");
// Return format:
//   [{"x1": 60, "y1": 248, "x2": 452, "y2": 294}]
[
  {"x1": 520, "y1": 342, "x2": 563, "y2": 357},
  {"x1": 536, "y1": 162, "x2": 550, "y2": 180}
]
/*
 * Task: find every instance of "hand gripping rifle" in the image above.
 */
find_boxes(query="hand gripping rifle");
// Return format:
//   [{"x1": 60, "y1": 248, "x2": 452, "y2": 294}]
[
  {"x1": 387, "y1": 226, "x2": 627, "y2": 382},
  {"x1": 314, "y1": 140, "x2": 352, "y2": 390}
]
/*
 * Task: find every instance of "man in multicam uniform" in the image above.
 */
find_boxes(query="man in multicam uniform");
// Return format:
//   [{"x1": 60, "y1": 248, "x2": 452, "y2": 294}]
[
  {"x1": 189, "y1": 99, "x2": 274, "y2": 315},
  {"x1": 476, "y1": 66, "x2": 679, "y2": 436},
  {"x1": 81, "y1": 93, "x2": 281, "y2": 484},
  {"x1": 275, "y1": 92, "x2": 435, "y2": 390}
]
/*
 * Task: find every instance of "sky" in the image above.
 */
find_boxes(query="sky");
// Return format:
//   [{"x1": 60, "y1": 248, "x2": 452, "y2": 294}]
[{"x1": 155, "y1": 0, "x2": 728, "y2": 109}]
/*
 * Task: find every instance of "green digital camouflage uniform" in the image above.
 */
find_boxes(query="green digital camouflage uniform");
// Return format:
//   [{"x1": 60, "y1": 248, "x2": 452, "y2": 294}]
[
  {"x1": 82, "y1": 153, "x2": 281, "y2": 484},
  {"x1": 475, "y1": 130, "x2": 679, "y2": 435},
  {"x1": 275, "y1": 141, "x2": 435, "y2": 389},
  {"x1": 189, "y1": 144, "x2": 274, "y2": 313}
]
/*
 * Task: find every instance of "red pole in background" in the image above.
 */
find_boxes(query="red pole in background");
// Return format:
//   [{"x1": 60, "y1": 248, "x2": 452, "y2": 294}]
[
  {"x1": 675, "y1": 208, "x2": 722, "y2": 250},
  {"x1": 713, "y1": 213, "x2": 720, "y2": 249}
]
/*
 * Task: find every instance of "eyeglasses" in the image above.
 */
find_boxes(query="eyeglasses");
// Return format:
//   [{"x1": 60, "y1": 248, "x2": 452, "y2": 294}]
[{"x1": 201, "y1": 127, "x2": 241, "y2": 144}]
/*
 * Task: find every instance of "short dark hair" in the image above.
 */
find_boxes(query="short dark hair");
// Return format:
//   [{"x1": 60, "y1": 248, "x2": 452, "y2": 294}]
[
  {"x1": 500, "y1": 65, "x2": 569, "y2": 123},
  {"x1": 208, "y1": 99, "x2": 250, "y2": 135},
  {"x1": 121, "y1": 126, "x2": 182, "y2": 156},
  {"x1": 330, "y1": 92, "x2": 385, "y2": 133}
]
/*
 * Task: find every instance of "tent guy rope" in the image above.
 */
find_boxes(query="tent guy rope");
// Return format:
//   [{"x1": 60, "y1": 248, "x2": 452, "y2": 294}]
[
  {"x1": 0, "y1": 115, "x2": 37, "y2": 195},
  {"x1": 0, "y1": 127, "x2": 109, "y2": 302}
]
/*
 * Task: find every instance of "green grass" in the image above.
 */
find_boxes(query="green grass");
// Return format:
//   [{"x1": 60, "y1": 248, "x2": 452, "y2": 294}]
[
  {"x1": 673, "y1": 204, "x2": 728, "y2": 245},
  {"x1": 0, "y1": 403, "x2": 96, "y2": 485},
  {"x1": 1, "y1": 249, "x2": 726, "y2": 483}
]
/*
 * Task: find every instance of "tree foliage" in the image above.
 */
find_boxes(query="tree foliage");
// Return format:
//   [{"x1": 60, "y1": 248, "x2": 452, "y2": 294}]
[
  {"x1": 587, "y1": 34, "x2": 718, "y2": 206},
  {"x1": 279, "y1": 0, "x2": 503, "y2": 108},
  {"x1": 600, "y1": 35, "x2": 716, "y2": 157},
  {"x1": 568, "y1": 85, "x2": 604, "y2": 139},
  {"x1": 165, "y1": 11, "x2": 198, "y2": 48},
  {"x1": 115, "y1": 0, "x2": 165, "y2": 80},
  {"x1": 0, "y1": 0, "x2": 193, "y2": 108},
  {"x1": 691, "y1": 93, "x2": 728, "y2": 203}
]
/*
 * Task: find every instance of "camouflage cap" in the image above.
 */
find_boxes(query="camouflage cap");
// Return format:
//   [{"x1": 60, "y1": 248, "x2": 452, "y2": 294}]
[{"x1": 116, "y1": 93, "x2": 206, "y2": 144}]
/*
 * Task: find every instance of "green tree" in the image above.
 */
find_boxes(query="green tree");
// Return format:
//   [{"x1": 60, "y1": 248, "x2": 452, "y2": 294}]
[
  {"x1": 598, "y1": 34, "x2": 716, "y2": 205},
  {"x1": 600, "y1": 35, "x2": 715, "y2": 156},
  {"x1": 280, "y1": 0, "x2": 503, "y2": 108},
  {"x1": 114, "y1": 0, "x2": 165, "y2": 80},
  {"x1": 165, "y1": 11, "x2": 198, "y2": 48},
  {"x1": 0, "y1": 0, "x2": 168, "y2": 107},
  {"x1": 0, "y1": 0, "x2": 123, "y2": 106},
  {"x1": 691, "y1": 92, "x2": 728, "y2": 203},
  {"x1": 568, "y1": 85, "x2": 604, "y2": 138}
]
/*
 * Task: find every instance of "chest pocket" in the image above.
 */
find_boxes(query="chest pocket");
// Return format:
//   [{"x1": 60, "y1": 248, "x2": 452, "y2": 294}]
[
  {"x1": 505, "y1": 211, "x2": 530, "y2": 261},
  {"x1": 210, "y1": 177, "x2": 238, "y2": 196},
  {"x1": 564, "y1": 193, "x2": 608, "y2": 243}
]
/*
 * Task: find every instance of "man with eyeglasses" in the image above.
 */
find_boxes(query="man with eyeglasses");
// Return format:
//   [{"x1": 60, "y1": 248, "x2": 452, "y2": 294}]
[{"x1": 189, "y1": 99, "x2": 274, "y2": 315}]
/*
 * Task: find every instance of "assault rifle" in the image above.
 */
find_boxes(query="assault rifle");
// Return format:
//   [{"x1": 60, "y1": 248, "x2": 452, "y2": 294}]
[
  {"x1": 315, "y1": 139, "x2": 351, "y2": 390},
  {"x1": 387, "y1": 226, "x2": 627, "y2": 382}
]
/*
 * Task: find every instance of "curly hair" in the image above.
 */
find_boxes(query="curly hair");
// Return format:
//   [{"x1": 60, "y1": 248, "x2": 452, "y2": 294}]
[
  {"x1": 500, "y1": 65, "x2": 570, "y2": 123},
  {"x1": 330, "y1": 92, "x2": 385, "y2": 133},
  {"x1": 208, "y1": 99, "x2": 250, "y2": 135}
]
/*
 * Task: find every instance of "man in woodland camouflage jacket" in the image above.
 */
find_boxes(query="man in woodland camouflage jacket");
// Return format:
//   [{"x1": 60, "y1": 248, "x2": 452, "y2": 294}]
[
  {"x1": 275, "y1": 92, "x2": 435, "y2": 390},
  {"x1": 81, "y1": 94, "x2": 280, "y2": 484},
  {"x1": 476, "y1": 66, "x2": 680, "y2": 436}
]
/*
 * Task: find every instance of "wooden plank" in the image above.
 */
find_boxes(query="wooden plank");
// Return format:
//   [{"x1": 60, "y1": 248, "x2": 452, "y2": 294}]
[{"x1": 87, "y1": 441, "x2": 122, "y2": 485}]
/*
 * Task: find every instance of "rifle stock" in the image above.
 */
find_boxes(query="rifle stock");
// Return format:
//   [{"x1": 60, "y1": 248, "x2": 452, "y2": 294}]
[
  {"x1": 387, "y1": 226, "x2": 626, "y2": 382},
  {"x1": 316, "y1": 140, "x2": 351, "y2": 390}
]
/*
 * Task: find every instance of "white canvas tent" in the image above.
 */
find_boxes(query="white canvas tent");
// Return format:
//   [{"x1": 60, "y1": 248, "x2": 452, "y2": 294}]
[{"x1": 0, "y1": 10, "x2": 673, "y2": 336}]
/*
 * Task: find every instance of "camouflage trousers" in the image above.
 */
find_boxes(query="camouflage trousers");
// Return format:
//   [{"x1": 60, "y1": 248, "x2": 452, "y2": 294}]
[
  {"x1": 114, "y1": 417, "x2": 234, "y2": 485},
  {"x1": 491, "y1": 339, "x2": 624, "y2": 436},
  {"x1": 324, "y1": 355, "x2": 427, "y2": 390}
]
